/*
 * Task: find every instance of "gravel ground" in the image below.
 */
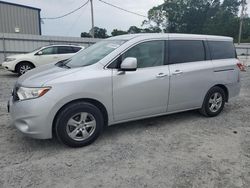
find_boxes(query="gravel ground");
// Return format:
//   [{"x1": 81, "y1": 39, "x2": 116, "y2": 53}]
[{"x1": 0, "y1": 68, "x2": 250, "y2": 188}]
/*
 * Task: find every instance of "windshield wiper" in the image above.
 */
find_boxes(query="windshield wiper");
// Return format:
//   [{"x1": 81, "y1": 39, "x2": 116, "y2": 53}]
[{"x1": 56, "y1": 59, "x2": 71, "y2": 69}]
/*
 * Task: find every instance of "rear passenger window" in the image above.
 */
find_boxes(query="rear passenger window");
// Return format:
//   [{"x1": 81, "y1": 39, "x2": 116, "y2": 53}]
[
  {"x1": 57, "y1": 46, "x2": 75, "y2": 54},
  {"x1": 169, "y1": 40, "x2": 205, "y2": 64},
  {"x1": 208, "y1": 41, "x2": 236, "y2": 60}
]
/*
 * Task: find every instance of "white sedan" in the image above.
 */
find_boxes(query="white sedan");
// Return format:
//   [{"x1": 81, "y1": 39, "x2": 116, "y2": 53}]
[{"x1": 1, "y1": 45, "x2": 84, "y2": 75}]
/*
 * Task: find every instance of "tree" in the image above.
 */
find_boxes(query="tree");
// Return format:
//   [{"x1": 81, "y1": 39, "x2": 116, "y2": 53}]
[
  {"x1": 111, "y1": 29, "x2": 128, "y2": 36},
  {"x1": 90, "y1": 27, "x2": 109, "y2": 38},
  {"x1": 81, "y1": 26, "x2": 109, "y2": 38},
  {"x1": 203, "y1": 9, "x2": 239, "y2": 39},
  {"x1": 203, "y1": 0, "x2": 241, "y2": 39},
  {"x1": 80, "y1": 32, "x2": 91, "y2": 38},
  {"x1": 144, "y1": 0, "x2": 248, "y2": 41},
  {"x1": 221, "y1": 0, "x2": 241, "y2": 15},
  {"x1": 128, "y1": 26, "x2": 142, "y2": 34}
]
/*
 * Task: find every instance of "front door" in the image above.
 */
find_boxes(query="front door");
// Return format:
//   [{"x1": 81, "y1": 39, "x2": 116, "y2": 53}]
[
  {"x1": 34, "y1": 46, "x2": 59, "y2": 66},
  {"x1": 112, "y1": 40, "x2": 170, "y2": 121}
]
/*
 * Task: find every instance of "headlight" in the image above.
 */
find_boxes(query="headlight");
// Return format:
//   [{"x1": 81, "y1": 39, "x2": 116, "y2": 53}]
[
  {"x1": 5, "y1": 58, "x2": 16, "y2": 62},
  {"x1": 17, "y1": 87, "x2": 51, "y2": 101}
]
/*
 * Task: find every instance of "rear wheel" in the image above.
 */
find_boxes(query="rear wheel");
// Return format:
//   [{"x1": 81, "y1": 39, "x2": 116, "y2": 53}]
[
  {"x1": 55, "y1": 102, "x2": 104, "y2": 147},
  {"x1": 16, "y1": 62, "x2": 34, "y2": 76},
  {"x1": 199, "y1": 86, "x2": 226, "y2": 117}
]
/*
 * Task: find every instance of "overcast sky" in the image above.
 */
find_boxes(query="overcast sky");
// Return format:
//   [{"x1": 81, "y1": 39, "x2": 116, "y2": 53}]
[
  {"x1": 3, "y1": 0, "x2": 250, "y2": 37},
  {"x1": 4, "y1": 0, "x2": 164, "y2": 37}
]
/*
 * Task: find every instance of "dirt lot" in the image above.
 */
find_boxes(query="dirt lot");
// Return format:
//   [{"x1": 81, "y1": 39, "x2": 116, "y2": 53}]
[{"x1": 0, "y1": 68, "x2": 250, "y2": 188}]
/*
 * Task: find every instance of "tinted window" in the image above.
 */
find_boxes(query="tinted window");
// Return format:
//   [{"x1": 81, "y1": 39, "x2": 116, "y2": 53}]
[
  {"x1": 40, "y1": 47, "x2": 57, "y2": 55},
  {"x1": 122, "y1": 40, "x2": 165, "y2": 68},
  {"x1": 57, "y1": 46, "x2": 75, "y2": 54},
  {"x1": 208, "y1": 41, "x2": 236, "y2": 60},
  {"x1": 72, "y1": 47, "x2": 82, "y2": 53},
  {"x1": 169, "y1": 40, "x2": 205, "y2": 64}
]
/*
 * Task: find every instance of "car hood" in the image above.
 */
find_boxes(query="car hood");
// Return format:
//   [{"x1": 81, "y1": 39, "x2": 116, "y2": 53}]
[
  {"x1": 7, "y1": 54, "x2": 27, "y2": 59},
  {"x1": 17, "y1": 63, "x2": 81, "y2": 87}
]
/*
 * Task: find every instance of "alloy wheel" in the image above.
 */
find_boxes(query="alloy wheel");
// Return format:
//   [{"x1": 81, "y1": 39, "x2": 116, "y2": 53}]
[
  {"x1": 66, "y1": 112, "x2": 96, "y2": 141},
  {"x1": 208, "y1": 92, "x2": 223, "y2": 113},
  {"x1": 20, "y1": 65, "x2": 32, "y2": 75}
]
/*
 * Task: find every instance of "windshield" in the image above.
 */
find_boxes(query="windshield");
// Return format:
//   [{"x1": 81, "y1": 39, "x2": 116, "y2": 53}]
[
  {"x1": 30, "y1": 47, "x2": 43, "y2": 53},
  {"x1": 64, "y1": 40, "x2": 126, "y2": 68}
]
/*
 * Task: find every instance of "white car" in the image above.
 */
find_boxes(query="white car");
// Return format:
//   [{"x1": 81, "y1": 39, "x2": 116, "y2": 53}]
[{"x1": 1, "y1": 45, "x2": 84, "y2": 75}]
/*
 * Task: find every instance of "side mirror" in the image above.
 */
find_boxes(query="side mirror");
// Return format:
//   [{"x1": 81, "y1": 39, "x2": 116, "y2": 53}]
[
  {"x1": 36, "y1": 51, "x2": 43, "y2": 55},
  {"x1": 120, "y1": 57, "x2": 137, "y2": 71}
]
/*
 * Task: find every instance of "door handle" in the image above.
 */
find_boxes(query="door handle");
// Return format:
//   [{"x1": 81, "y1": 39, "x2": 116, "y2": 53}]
[
  {"x1": 172, "y1": 70, "x2": 183, "y2": 76},
  {"x1": 156, "y1": 73, "x2": 168, "y2": 78}
]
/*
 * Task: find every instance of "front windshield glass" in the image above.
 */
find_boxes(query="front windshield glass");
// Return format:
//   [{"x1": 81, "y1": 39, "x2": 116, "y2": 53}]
[
  {"x1": 30, "y1": 47, "x2": 43, "y2": 53},
  {"x1": 65, "y1": 40, "x2": 126, "y2": 68}
]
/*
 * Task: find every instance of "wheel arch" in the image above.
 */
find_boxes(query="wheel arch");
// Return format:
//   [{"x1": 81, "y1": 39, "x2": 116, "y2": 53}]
[
  {"x1": 14, "y1": 61, "x2": 35, "y2": 72},
  {"x1": 212, "y1": 84, "x2": 229, "y2": 102},
  {"x1": 52, "y1": 98, "x2": 109, "y2": 138}
]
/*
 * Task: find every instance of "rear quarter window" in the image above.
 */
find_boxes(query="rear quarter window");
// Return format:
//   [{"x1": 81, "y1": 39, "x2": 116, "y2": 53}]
[
  {"x1": 208, "y1": 41, "x2": 236, "y2": 60},
  {"x1": 72, "y1": 47, "x2": 82, "y2": 53}
]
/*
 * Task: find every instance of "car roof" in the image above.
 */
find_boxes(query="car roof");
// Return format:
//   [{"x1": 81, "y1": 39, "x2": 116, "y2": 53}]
[
  {"x1": 108, "y1": 33, "x2": 233, "y2": 41},
  {"x1": 42, "y1": 44, "x2": 84, "y2": 48}
]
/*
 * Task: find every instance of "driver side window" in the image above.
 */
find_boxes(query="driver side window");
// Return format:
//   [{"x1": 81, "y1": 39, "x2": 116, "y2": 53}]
[
  {"x1": 122, "y1": 40, "x2": 165, "y2": 68},
  {"x1": 108, "y1": 40, "x2": 165, "y2": 69}
]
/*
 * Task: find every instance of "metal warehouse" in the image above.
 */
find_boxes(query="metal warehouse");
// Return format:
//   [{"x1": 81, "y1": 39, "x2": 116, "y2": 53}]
[{"x1": 0, "y1": 1, "x2": 41, "y2": 35}]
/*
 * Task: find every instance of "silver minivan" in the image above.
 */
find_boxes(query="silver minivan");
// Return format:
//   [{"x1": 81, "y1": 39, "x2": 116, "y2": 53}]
[{"x1": 8, "y1": 34, "x2": 243, "y2": 147}]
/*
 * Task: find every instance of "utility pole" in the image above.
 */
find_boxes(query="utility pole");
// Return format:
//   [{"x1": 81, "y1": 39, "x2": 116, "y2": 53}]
[
  {"x1": 238, "y1": 0, "x2": 247, "y2": 44},
  {"x1": 90, "y1": 0, "x2": 95, "y2": 38}
]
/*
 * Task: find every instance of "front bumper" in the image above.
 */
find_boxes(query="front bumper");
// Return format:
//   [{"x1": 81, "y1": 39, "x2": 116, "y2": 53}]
[
  {"x1": 2, "y1": 61, "x2": 16, "y2": 71},
  {"x1": 8, "y1": 95, "x2": 55, "y2": 139}
]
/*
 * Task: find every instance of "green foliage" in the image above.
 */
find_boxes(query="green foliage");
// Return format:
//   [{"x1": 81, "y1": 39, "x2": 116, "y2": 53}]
[
  {"x1": 145, "y1": 0, "x2": 250, "y2": 42},
  {"x1": 80, "y1": 32, "x2": 91, "y2": 38},
  {"x1": 128, "y1": 26, "x2": 142, "y2": 34},
  {"x1": 81, "y1": 26, "x2": 109, "y2": 38},
  {"x1": 81, "y1": 0, "x2": 250, "y2": 42},
  {"x1": 111, "y1": 29, "x2": 128, "y2": 36},
  {"x1": 110, "y1": 26, "x2": 162, "y2": 37},
  {"x1": 90, "y1": 27, "x2": 109, "y2": 38}
]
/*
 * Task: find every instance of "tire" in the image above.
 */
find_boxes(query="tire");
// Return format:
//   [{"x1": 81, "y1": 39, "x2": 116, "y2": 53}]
[
  {"x1": 16, "y1": 62, "x2": 34, "y2": 76},
  {"x1": 55, "y1": 102, "x2": 104, "y2": 147},
  {"x1": 199, "y1": 86, "x2": 226, "y2": 117}
]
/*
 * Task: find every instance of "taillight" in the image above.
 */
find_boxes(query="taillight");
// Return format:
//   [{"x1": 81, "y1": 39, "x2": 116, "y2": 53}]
[{"x1": 237, "y1": 59, "x2": 246, "y2": 72}]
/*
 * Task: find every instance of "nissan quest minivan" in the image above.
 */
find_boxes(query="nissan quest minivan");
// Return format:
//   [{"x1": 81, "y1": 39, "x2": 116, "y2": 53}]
[{"x1": 8, "y1": 34, "x2": 243, "y2": 147}]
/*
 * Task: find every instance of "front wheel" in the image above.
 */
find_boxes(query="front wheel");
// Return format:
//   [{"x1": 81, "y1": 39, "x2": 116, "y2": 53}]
[
  {"x1": 55, "y1": 102, "x2": 104, "y2": 147},
  {"x1": 16, "y1": 62, "x2": 34, "y2": 76},
  {"x1": 199, "y1": 86, "x2": 226, "y2": 117}
]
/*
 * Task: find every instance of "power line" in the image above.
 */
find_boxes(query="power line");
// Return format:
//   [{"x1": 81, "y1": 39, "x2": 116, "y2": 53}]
[
  {"x1": 98, "y1": 0, "x2": 148, "y2": 18},
  {"x1": 41, "y1": 0, "x2": 89, "y2": 20},
  {"x1": 66, "y1": 2, "x2": 89, "y2": 36}
]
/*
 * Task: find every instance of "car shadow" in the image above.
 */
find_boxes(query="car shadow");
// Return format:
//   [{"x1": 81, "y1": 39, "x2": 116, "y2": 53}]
[
  {"x1": 103, "y1": 110, "x2": 201, "y2": 138},
  {"x1": 16, "y1": 110, "x2": 202, "y2": 150},
  {"x1": 0, "y1": 71, "x2": 18, "y2": 78}
]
